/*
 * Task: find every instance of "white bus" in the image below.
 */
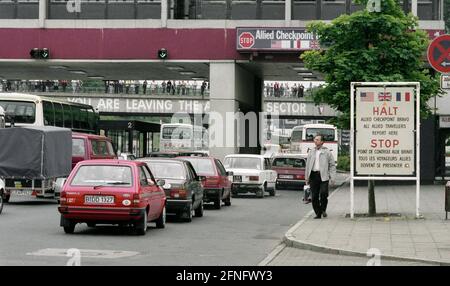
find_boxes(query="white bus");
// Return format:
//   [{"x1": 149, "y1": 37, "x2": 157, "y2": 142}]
[
  {"x1": 0, "y1": 93, "x2": 99, "y2": 133},
  {"x1": 289, "y1": 123, "x2": 338, "y2": 162},
  {"x1": 160, "y1": 123, "x2": 208, "y2": 152}
]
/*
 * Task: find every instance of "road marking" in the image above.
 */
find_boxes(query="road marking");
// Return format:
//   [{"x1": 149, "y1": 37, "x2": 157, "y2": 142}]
[{"x1": 26, "y1": 248, "x2": 139, "y2": 259}]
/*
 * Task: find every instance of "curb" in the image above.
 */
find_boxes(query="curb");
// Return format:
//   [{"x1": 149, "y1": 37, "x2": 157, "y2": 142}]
[{"x1": 282, "y1": 179, "x2": 450, "y2": 266}]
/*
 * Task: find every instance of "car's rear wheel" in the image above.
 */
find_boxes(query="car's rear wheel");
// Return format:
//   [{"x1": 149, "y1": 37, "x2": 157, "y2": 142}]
[
  {"x1": 269, "y1": 188, "x2": 276, "y2": 197},
  {"x1": 224, "y1": 193, "x2": 231, "y2": 206},
  {"x1": 61, "y1": 215, "x2": 76, "y2": 234},
  {"x1": 257, "y1": 186, "x2": 265, "y2": 198},
  {"x1": 155, "y1": 205, "x2": 166, "y2": 228},
  {"x1": 214, "y1": 194, "x2": 222, "y2": 210},
  {"x1": 135, "y1": 211, "x2": 148, "y2": 235},
  {"x1": 195, "y1": 201, "x2": 203, "y2": 217},
  {"x1": 3, "y1": 193, "x2": 10, "y2": 203},
  {"x1": 184, "y1": 203, "x2": 193, "y2": 222}
]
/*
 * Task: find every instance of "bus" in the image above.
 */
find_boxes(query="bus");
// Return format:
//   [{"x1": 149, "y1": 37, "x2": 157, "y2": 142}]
[
  {"x1": 160, "y1": 123, "x2": 208, "y2": 152},
  {"x1": 0, "y1": 93, "x2": 99, "y2": 134},
  {"x1": 289, "y1": 123, "x2": 338, "y2": 162}
]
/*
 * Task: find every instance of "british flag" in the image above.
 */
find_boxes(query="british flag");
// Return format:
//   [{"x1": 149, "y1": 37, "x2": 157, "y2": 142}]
[{"x1": 378, "y1": 92, "x2": 392, "y2": 101}]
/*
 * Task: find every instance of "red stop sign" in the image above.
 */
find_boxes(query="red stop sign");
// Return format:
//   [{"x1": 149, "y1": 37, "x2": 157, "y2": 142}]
[{"x1": 239, "y1": 32, "x2": 255, "y2": 49}]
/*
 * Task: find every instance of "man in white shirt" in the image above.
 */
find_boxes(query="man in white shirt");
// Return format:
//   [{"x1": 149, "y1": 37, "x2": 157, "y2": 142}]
[{"x1": 305, "y1": 134, "x2": 336, "y2": 219}]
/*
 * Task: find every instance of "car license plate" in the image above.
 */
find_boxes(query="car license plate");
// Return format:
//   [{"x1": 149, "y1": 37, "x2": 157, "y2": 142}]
[
  {"x1": 84, "y1": 195, "x2": 114, "y2": 204},
  {"x1": 279, "y1": 175, "x2": 294, "y2": 179},
  {"x1": 12, "y1": 190, "x2": 33, "y2": 196},
  {"x1": 14, "y1": 181, "x2": 22, "y2": 188},
  {"x1": 233, "y1": 175, "x2": 242, "y2": 182}
]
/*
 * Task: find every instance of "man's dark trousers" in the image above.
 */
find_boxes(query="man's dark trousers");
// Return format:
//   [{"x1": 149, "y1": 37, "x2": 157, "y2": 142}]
[{"x1": 310, "y1": 171, "x2": 329, "y2": 217}]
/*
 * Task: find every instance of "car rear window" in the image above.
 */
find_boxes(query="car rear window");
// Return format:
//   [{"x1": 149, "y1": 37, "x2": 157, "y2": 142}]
[
  {"x1": 71, "y1": 165, "x2": 133, "y2": 187},
  {"x1": 224, "y1": 157, "x2": 262, "y2": 170},
  {"x1": 72, "y1": 138, "x2": 85, "y2": 157},
  {"x1": 147, "y1": 162, "x2": 186, "y2": 180},
  {"x1": 272, "y1": 158, "x2": 306, "y2": 168},
  {"x1": 184, "y1": 158, "x2": 215, "y2": 176},
  {"x1": 91, "y1": 140, "x2": 115, "y2": 156}
]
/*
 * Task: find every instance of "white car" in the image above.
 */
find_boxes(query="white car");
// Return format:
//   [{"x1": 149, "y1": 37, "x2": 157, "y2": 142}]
[{"x1": 223, "y1": 154, "x2": 277, "y2": 198}]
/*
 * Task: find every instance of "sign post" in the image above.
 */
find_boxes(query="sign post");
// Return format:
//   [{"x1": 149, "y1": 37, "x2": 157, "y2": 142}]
[{"x1": 350, "y1": 82, "x2": 420, "y2": 218}]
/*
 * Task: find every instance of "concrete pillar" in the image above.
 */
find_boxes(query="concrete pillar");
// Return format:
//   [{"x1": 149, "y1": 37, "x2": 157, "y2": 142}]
[
  {"x1": 161, "y1": 0, "x2": 168, "y2": 27},
  {"x1": 39, "y1": 0, "x2": 47, "y2": 28},
  {"x1": 208, "y1": 61, "x2": 263, "y2": 161},
  {"x1": 411, "y1": 0, "x2": 417, "y2": 17},
  {"x1": 285, "y1": 0, "x2": 291, "y2": 21}
]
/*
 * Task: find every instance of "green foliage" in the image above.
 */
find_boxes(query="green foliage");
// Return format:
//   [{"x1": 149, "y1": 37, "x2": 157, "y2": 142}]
[
  {"x1": 337, "y1": 155, "x2": 350, "y2": 171},
  {"x1": 301, "y1": 0, "x2": 443, "y2": 129}
]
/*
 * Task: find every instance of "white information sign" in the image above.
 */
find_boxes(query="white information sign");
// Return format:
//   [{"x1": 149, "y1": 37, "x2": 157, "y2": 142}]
[
  {"x1": 350, "y1": 82, "x2": 420, "y2": 219},
  {"x1": 441, "y1": 75, "x2": 450, "y2": 89},
  {"x1": 355, "y1": 86, "x2": 416, "y2": 176}
]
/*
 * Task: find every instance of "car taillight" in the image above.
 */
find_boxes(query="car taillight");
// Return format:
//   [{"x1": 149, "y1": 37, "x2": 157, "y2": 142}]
[
  {"x1": 133, "y1": 193, "x2": 141, "y2": 206},
  {"x1": 170, "y1": 189, "x2": 187, "y2": 199},
  {"x1": 249, "y1": 176, "x2": 259, "y2": 181},
  {"x1": 296, "y1": 175, "x2": 305, "y2": 179},
  {"x1": 60, "y1": 191, "x2": 67, "y2": 205}
]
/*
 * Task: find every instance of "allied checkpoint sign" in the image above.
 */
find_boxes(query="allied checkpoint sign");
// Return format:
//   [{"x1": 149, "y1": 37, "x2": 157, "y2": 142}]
[
  {"x1": 350, "y1": 82, "x2": 421, "y2": 218},
  {"x1": 354, "y1": 85, "x2": 416, "y2": 176}
]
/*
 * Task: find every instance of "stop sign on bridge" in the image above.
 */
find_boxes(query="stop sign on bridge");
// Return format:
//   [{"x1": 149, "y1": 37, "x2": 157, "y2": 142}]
[{"x1": 238, "y1": 32, "x2": 255, "y2": 49}]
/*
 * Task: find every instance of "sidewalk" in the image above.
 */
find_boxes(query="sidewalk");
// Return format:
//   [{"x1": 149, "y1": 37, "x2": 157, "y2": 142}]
[{"x1": 279, "y1": 183, "x2": 450, "y2": 265}]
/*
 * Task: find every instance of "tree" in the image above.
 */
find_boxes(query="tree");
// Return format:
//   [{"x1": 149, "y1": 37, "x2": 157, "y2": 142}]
[{"x1": 301, "y1": 0, "x2": 442, "y2": 216}]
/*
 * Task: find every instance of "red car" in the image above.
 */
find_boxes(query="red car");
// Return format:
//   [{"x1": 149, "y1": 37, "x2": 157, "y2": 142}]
[
  {"x1": 271, "y1": 154, "x2": 307, "y2": 191},
  {"x1": 178, "y1": 156, "x2": 232, "y2": 209},
  {"x1": 58, "y1": 160, "x2": 166, "y2": 235}
]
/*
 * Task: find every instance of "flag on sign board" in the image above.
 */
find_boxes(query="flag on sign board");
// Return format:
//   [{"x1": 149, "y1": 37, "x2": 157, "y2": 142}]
[
  {"x1": 405, "y1": 92, "x2": 411, "y2": 102},
  {"x1": 360, "y1": 92, "x2": 374, "y2": 102},
  {"x1": 378, "y1": 92, "x2": 392, "y2": 101}
]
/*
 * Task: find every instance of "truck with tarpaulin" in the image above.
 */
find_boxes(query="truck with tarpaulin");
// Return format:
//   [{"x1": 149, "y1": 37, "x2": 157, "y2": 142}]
[{"x1": 0, "y1": 126, "x2": 72, "y2": 202}]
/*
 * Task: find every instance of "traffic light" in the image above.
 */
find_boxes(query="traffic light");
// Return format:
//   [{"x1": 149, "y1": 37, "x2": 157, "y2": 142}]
[{"x1": 30, "y1": 48, "x2": 50, "y2": 59}]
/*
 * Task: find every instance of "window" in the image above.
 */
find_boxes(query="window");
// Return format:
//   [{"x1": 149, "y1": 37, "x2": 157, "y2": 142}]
[
  {"x1": 290, "y1": 130, "x2": 302, "y2": 142},
  {"x1": 272, "y1": 157, "x2": 306, "y2": 168},
  {"x1": 215, "y1": 159, "x2": 227, "y2": 176},
  {"x1": 72, "y1": 138, "x2": 85, "y2": 156},
  {"x1": 143, "y1": 165, "x2": 155, "y2": 185},
  {"x1": 0, "y1": 101, "x2": 35, "y2": 124},
  {"x1": 43, "y1": 101, "x2": 55, "y2": 126},
  {"x1": 91, "y1": 140, "x2": 110, "y2": 156},
  {"x1": 147, "y1": 162, "x2": 186, "y2": 179},
  {"x1": 62, "y1": 104, "x2": 72, "y2": 128},
  {"x1": 54, "y1": 103, "x2": 64, "y2": 127},
  {"x1": 184, "y1": 158, "x2": 215, "y2": 176},
  {"x1": 71, "y1": 165, "x2": 132, "y2": 186},
  {"x1": 305, "y1": 128, "x2": 335, "y2": 141},
  {"x1": 264, "y1": 158, "x2": 271, "y2": 170},
  {"x1": 224, "y1": 157, "x2": 262, "y2": 170},
  {"x1": 139, "y1": 166, "x2": 149, "y2": 186}
]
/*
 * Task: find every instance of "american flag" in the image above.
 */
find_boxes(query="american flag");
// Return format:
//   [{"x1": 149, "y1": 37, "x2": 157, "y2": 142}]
[
  {"x1": 378, "y1": 92, "x2": 392, "y2": 101},
  {"x1": 360, "y1": 92, "x2": 374, "y2": 102}
]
